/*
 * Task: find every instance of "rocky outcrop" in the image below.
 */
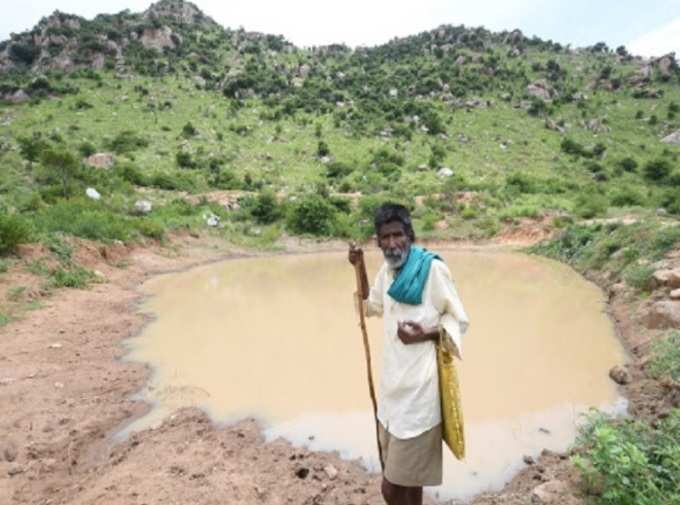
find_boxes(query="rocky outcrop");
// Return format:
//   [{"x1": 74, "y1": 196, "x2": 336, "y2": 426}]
[
  {"x1": 642, "y1": 301, "x2": 680, "y2": 329},
  {"x1": 527, "y1": 81, "x2": 555, "y2": 101},
  {"x1": 140, "y1": 26, "x2": 178, "y2": 51},
  {"x1": 662, "y1": 131, "x2": 680, "y2": 145},
  {"x1": 85, "y1": 153, "x2": 115, "y2": 169},
  {"x1": 144, "y1": 0, "x2": 217, "y2": 28}
]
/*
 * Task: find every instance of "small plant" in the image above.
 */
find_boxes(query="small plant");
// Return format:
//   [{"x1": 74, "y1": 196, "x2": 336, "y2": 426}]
[
  {"x1": 647, "y1": 331, "x2": 680, "y2": 381},
  {"x1": 0, "y1": 214, "x2": 31, "y2": 255},
  {"x1": 643, "y1": 159, "x2": 671, "y2": 181}
]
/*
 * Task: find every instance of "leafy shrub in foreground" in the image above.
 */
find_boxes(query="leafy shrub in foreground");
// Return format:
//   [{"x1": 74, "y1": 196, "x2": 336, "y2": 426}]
[
  {"x1": 573, "y1": 409, "x2": 680, "y2": 505},
  {"x1": 0, "y1": 214, "x2": 31, "y2": 255}
]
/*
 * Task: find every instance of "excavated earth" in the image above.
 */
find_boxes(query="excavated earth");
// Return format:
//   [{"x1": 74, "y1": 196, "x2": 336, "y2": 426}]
[{"x1": 1, "y1": 228, "x2": 678, "y2": 505}]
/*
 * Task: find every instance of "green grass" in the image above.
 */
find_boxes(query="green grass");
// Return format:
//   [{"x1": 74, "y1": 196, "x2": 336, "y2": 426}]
[
  {"x1": 527, "y1": 221, "x2": 680, "y2": 292},
  {"x1": 647, "y1": 331, "x2": 680, "y2": 381}
]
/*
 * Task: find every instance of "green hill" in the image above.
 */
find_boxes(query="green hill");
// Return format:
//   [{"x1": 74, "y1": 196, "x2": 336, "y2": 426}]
[{"x1": 1, "y1": 0, "x2": 679, "y2": 249}]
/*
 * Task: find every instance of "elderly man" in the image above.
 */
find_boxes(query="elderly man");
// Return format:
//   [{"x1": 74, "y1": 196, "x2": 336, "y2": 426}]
[{"x1": 348, "y1": 203, "x2": 469, "y2": 505}]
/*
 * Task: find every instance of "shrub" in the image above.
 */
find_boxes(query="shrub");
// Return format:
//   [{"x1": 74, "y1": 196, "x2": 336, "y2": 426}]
[
  {"x1": 618, "y1": 157, "x2": 638, "y2": 173},
  {"x1": 317, "y1": 141, "x2": 330, "y2": 157},
  {"x1": 609, "y1": 187, "x2": 646, "y2": 207},
  {"x1": 574, "y1": 192, "x2": 608, "y2": 218},
  {"x1": 248, "y1": 190, "x2": 282, "y2": 224},
  {"x1": 287, "y1": 194, "x2": 337, "y2": 235},
  {"x1": 106, "y1": 131, "x2": 149, "y2": 154},
  {"x1": 176, "y1": 150, "x2": 196, "y2": 169},
  {"x1": 78, "y1": 141, "x2": 96, "y2": 157},
  {"x1": 40, "y1": 147, "x2": 80, "y2": 197},
  {"x1": 0, "y1": 214, "x2": 31, "y2": 255},
  {"x1": 181, "y1": 122, "x2": 197, "y2": 138},
  {"x1": 573, "y1": 410, "x2": 680, "y2": 505},
  {"x1": 49, "y1": 266, "x2": 95, "y2": 289},
  {"x1": 643, "y1": 159, "x2": 671, "y2": 181},
  {"x1": 17, "y1": 134, "x2": 49, "y2": 164},
  {"x1": 326, "y1": 161, "x2": 354, "y2": 179}
]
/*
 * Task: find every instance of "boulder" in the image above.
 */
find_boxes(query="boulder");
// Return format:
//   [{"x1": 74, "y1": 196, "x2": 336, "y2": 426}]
[
  {"x1": 670, "y1": 289, "x2": 680, "y2": 300},
  {"x1": 437, "y1": 167, "x2": 454, "y2": 178},
  {"x1": 85, "y1": 188, "x2": 101, "y2": 201},
  {"x1": 609, "y1": 365, "x2": 631, "y2": 385},
  {"x1": 204, "y1": 212, "x2": 220, "y2": 227},
  {"x1": 652, "y1": 269, "x2": 680, "y2": 289},
  {"x1": 642, "y1": 301, "x2": 680, "y2": 329},
  {"x1": 531, "y1": 480, "x2": 580, "y2": 504},
  {"x1": 655, "y1": 53, "x2": 675, "y2": 79},
  {"x1": 85, "y1": 152, "x2": 114, "y2": 169},
  {"x1": 662, "y1": 131, "x2": 680, "y2": 145},
  {"x1": 134, "y1": 200, "x2": 153, "y2": 215},
  {"x1": 527, "y1": 81, "x2": 553, "y2": 101},
  {"x1": 140, "y1": 26, "x2": 177, "y2": 51}
]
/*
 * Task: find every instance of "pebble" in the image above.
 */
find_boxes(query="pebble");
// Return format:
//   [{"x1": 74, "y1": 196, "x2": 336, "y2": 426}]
[
  {"x1": 48, "y1": 343, "x2": 63, "y2": 349},
  {"x1": 609, "y1": 365, "x2": 631, "y2": 385},
  {"x1": 7, "y1": 463, "x2": 24, "y2": 476},
  {"x1": 323, "y1": 464, "x2": 338, "y2": 480},
  {"x1": 2, "y1": 441, "x2": 17, "y2": 462}
]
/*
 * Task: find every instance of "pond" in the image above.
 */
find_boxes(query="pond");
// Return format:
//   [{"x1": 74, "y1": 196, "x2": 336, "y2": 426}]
[{"x1": 122, "y1": 248, "x2": 627, "y2": 501}]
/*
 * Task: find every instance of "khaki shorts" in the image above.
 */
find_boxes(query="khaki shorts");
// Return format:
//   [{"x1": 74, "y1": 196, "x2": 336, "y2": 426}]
[{"x1": 378, "y1": 422, "x2": 443, "y2": 487}]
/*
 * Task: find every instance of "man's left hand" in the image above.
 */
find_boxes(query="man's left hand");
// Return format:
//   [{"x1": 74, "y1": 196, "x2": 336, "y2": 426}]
[{"x1": 397, "y1": 321, "x2": 434, "y2": 344}]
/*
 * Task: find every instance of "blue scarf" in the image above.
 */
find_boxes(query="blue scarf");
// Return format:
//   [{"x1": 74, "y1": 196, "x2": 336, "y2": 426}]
[{"x1": 387, "y1": 245, "x2": 441, "y2": 305}]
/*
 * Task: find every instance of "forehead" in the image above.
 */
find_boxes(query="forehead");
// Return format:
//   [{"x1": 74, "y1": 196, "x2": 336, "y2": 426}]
[{"x1": 378, "y1": 220, "x2": 407, "y2": 237}]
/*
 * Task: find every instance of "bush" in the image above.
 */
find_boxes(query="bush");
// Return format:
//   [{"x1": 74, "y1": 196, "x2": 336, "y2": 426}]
[
  {"x1": 176, "y1": 150, "x2": 196, "y2": 169},
  {"x1": 643, "y1": 159, "x2": 672, "y2": 181},
  {"x1": 287, "y1": 194, "x2": 337, "y2": 235},
  {"x1": 247, "y1": 190, "x2": 282, "y2": 224},
  {"x1": 0, "y1": 214, "x2": 31, "y2": 255},
  {"x1": 181, "y1": 122, "x2": 197, "y2": 138},
  {"x1": 317, "y1": 141, "x2": 330, "y2": 157},
  {"x1": 574, "y1": 192, "x2": 608, "y2": 218},
  {"x1": 106, "y1": 131, "x2": 149, "y2": 154},
  {"x1": 618, "y1": 157, "x2": 638, "y2": 173},
  {"x1": 326, "y1": 161, "x2": 354, "y2": 179},
  {"x1": 609, "y1": 187, "x2": 646, "y2": 207},
  {"x1": 573, "y1": 410, "x2": 680, "y2": 505},
  {"x1": 78, "y1": 141, "x2": 96, "y2": 157}
]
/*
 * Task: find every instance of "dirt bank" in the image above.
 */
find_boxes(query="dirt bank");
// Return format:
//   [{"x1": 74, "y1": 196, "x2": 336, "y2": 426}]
[{"x1": 0, "y1": 230, "x2": 674, "y2": 505}]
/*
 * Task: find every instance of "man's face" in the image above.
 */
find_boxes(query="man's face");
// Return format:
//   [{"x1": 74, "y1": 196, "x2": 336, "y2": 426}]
[{"x1": 377, "y1": 220, "x2": 411, "y2": 269}]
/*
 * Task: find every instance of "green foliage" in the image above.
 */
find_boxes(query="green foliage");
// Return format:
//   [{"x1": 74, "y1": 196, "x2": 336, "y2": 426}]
[
  {"x1": 286, "y1": 194, "x2": 337, "y2": 236},
  {"x1": 573, "y1": 410, "x2": 680, "y2": 505},
  {"x1": 643, "y1": 159, "x2": 672, "y2": 182},
  {"x1": 0, "y1": 214, "x2": 31, "y2": 255},
  {"x1": 40, "y1": 146, "x2": 81, "y2": 197},
  {"x1": 246, "y1": 190, "x2": 282, "y2": 224},
  {"x1": 49, "y1": 265, "x2": 96, "y2": 289},
  {"x1": 647, "y1": 331, "x2": 680, "y2": 381},
  {"x1": 106, "y1": 130, "x2": 149, "y2": 154}
]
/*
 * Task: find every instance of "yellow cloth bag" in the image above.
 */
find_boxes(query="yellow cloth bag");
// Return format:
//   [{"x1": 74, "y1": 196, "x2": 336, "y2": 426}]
[{"x1": 437, "y1": 327, "x2": 465, "y2": 460}]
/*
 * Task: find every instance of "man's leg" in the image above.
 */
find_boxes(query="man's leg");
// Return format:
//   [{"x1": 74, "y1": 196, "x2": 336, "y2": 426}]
[{"x1": 381, "y1": 477, "x2": 423, "y2": 505}]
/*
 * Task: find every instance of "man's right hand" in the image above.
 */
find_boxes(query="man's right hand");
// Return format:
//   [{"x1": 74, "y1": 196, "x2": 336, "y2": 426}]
[{"x1": 348, "y1": 242, "x2": 364, "y2": 266}]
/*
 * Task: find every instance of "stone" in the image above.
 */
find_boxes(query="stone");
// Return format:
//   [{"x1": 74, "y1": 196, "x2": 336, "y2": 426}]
[
  {"x1": 140, "y1": 26, "x2": 177, "y2": 51},
  {"x1": 389, "y1": 88, "x2": 398, "y2": 98},
  {"x1": 531, "y1": 480, "x2": 571, "y2": 504},
  {"x1": 609, "y1": 365, "x2": 631, "y2": 385},
  {"x1": 48, "y1": 343, "x2": 63, "y2": 349},
  {"x1": 85, "y1": 187, "x2": 101, "y2": 201},
  {"x1": 2, "y1": 441, "x2": 17, "y2": 462},
  {"x1": 204, "y1": 213, "x2": 220, "y2": 227},
  {"x1": 323, "y1": 464, "x2": 338, "y2": 480},
  {"x1": 642, "y1": 301, "x2": 680, "y2": 329},
  {"x1": 652, "y1": 269, "x2": 680, "y2": 289},
  {"x1": 523, "y1": 455, "x2": 535, "y2": 465},
  {"x1": 416, "y1": 164, "x2": 429, "y2": 171},
  {"x1": 670, "y1": 289, "x2": 680, "y2": 300},
  {"x1": 661, "y1": 131, "x2": 680, "y2": 145},
  {"x1": 134, "y1": 200, "x2": 153, "y2": 215},
  {"x1": 526, "y1": 81, "x2": 553, "y2": 101},
  {"x1": 437, "y1": 167, "x2": 454, "y2": 178},
  {"x1": 7, "y1": 463, "x2": 23, "y2": 476},
  {"x1": 85, "y1": 152, "x2": 114, "y2": 169}
]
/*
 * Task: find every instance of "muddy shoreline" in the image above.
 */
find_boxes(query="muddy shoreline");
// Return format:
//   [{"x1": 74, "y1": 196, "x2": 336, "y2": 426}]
[{"x1": 0, "y1": 232, "x2": 663, "y2": 505}]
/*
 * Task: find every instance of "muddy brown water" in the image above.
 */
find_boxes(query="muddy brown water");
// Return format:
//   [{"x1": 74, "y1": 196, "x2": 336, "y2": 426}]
[{"x1": 122, "y1": 249, "x2": 627, "y2": 501}]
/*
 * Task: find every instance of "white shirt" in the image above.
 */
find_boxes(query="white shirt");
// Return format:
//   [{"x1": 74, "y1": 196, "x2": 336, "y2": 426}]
[{"x1": 364, "y1": 258, "x2": 470, "y2": 439}]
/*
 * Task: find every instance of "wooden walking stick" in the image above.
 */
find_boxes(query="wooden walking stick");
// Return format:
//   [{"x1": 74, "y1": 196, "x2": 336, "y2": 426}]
[{"x1": 351, "y1": 244, "x2": 385, "y2": 471}]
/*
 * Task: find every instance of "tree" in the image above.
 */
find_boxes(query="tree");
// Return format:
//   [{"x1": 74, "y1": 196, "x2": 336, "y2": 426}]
[{"x1": 40, "y1": 147, "x2": 80, "y2": 197}]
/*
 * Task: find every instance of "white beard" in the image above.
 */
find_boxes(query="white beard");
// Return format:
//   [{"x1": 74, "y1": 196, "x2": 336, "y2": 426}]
[{"x1": 384, "y1": 246, "x2": 409, "y2": 269}]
